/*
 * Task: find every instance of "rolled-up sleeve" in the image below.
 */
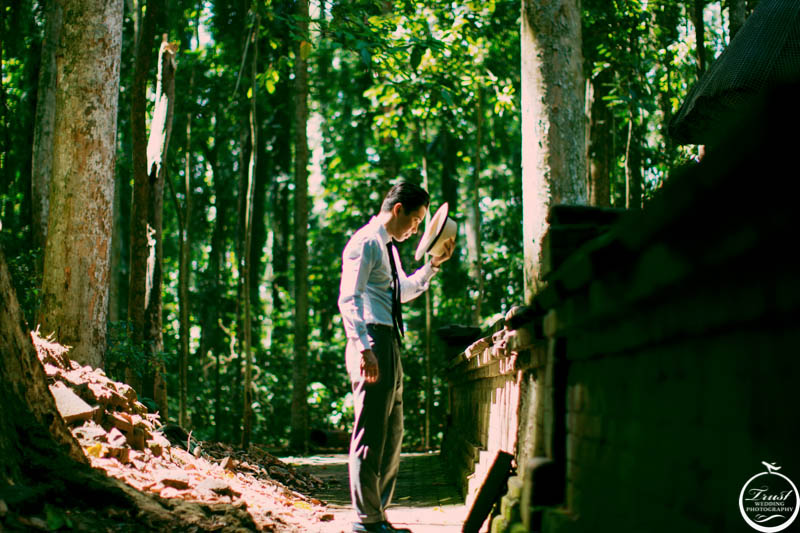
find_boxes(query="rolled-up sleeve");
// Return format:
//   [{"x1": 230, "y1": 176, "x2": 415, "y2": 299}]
[
  {"x1": 396, "y1": 248, "x2": 438, "y2": 303},
  {"x1": 338, "y1": 237, "x2": 375, "y2": 353}
]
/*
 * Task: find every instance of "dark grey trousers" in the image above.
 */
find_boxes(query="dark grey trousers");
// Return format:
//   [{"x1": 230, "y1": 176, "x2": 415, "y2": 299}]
[{"x1": 346, "y1": 323, "x2": 404, "y2": 524}]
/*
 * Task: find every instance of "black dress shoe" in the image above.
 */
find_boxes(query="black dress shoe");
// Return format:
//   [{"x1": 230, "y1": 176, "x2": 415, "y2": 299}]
[
  {"x1": 380, "y1": 521, "x2": 412, "y2": 533},
  {"x1": 351, "y1": 522, "x2": 413, "y2": 533}
]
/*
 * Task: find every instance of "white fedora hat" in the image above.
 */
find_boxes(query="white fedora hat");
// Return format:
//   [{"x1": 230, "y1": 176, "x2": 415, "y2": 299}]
[{"x1": 415, "y1": 202, "x2": 457, "y2": 261}]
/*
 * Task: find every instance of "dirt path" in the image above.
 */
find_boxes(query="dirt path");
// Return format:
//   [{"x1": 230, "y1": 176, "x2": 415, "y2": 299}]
[{"x1": 283, "y1": 452, "x2": 466, "y2": 533}]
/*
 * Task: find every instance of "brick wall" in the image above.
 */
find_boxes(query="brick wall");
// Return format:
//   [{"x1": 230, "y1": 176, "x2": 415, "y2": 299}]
[
  {"x1": 441, "y1": 320, "x2": 544, "y2": 509},
  {"x1": 446, "y1": 84, "x2": 800, "y2": 532}
]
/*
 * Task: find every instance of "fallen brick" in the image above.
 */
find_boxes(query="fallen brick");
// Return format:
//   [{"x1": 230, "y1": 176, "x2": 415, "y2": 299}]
[{"x1": 49, "y1": 382, "x2": 95, "y2": 424}]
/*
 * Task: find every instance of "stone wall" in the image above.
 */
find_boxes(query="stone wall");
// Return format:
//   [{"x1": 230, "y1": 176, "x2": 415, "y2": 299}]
[
  {"x1": 445, "y1": 84, "x2": 800, "y2": 532},
  {"x1": 441, "y1": 318, "x2": 543, "y2": 510}
]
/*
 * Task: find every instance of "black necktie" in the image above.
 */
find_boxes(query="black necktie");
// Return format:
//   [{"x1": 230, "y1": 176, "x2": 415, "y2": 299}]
[{"x1": 386, "y1": 240, "x2": 404, "y2": 342}]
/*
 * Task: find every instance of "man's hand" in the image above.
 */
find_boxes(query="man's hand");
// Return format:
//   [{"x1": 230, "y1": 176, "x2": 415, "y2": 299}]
[
  {"x1": 431, "y1": 237, "x2": 456, "y2": 268},
  {"x1": 360, "y1": 349, "x2": 379, "y2": 383}
]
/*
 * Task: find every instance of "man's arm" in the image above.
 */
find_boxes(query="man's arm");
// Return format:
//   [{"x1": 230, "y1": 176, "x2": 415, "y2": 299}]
[
  {"x1": 397, "y1": 237, "x2": 456, "y2": 303},
  {"x1": 338, "y1": 238, "x2": 374, "y2": 354},
  {"x1": 338, "y1": 238, "x2": 380, "y2": 383}
]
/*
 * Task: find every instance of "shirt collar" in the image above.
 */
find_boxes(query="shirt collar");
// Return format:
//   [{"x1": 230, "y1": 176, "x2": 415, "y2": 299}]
[{"x1": 370, "y1": 216, "x2": 392, "y2": 246}]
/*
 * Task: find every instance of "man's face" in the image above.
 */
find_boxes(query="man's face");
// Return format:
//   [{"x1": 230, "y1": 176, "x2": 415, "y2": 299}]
[{"x1": 393, "y1": 204, "x2": 427, "y2": 242}]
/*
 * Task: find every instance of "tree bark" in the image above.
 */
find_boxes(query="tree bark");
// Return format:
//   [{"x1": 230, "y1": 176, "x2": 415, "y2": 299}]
[
  {"x1": 31, "y1": 0, "x2": 62, "y2": 251},
  {"x1": 587, "y1": 72, "x2": 611, "y2": 207},
  {"x1": 657, "y1": 48, "x2": 676, "y2": 177},
  {"x1": 177, "y1": 68, "x2": 195, "y2": 429},
  {"x1": 521, "y1": 0, "x2": 586, "y2": 301},
  {"x1": 128, "y1": 20, "x2": 174, "y2": 418},
  {"x1": 197, "y1": 129, "x2": 228, "y2": 442},
  {"x1": 109, "y1": 139, "x2": 130, "y2": 324},
  {"x1": 128, "y1": 0, "x2": 158, "y2": 396},
  {"x1": 438, "y1": 125, "x2": 462, "y2": 300},
  {"x1": 39, "y1": 0, "x2": 123, "y2": 368},
  {"x1": 624, "y1": 108, "x2": 643, "y2": 209},
  {"x1": 241, "y1": 16, "x2": 259, "y2": 449},
  {"x1": 290, "y1": 0, "x2": 310, "y2": 452},
  {"x1": 419, "y1": 123, "x2": 432, "y2": 450},
  {"x1": 466, "y1": 86, "x2": 484, "y2": 325},
  {"x1": 231, "y1": 119, "x2": 250, "y2": 440},
  {"x1": 0, "y1": 19, "x2": 5, "y2": 206},
  {"x1": 145, "y1": 35, "x2": 176, "y2": 419},
  {"x1": 692, "y1": 0, "x2": 706, "y2": 75}
]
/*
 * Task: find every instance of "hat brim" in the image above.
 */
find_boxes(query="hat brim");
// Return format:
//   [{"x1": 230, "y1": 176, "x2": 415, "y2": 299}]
[{"x1": 415, "y1": 203, "x2": 454, "y2": 261}]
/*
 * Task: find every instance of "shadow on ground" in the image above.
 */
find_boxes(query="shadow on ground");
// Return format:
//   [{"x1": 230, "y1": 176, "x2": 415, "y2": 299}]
[{"x1": 286, "y1": 452, "x2": 466, "y2": 532}]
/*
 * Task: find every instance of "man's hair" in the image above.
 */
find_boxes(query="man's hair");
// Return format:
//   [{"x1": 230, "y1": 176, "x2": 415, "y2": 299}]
[{"x1": 380, "y1": 181, "x2": 430, "y2": 214}]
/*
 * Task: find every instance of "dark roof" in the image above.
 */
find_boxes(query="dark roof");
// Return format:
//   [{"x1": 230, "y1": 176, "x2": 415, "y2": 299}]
[{"x1": 669, "y1": 0, "x2": 800, "y2": 145}]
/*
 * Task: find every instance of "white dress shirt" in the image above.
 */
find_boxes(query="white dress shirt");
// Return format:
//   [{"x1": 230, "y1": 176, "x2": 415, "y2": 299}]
[{"x1": 338, "y1": 216, "x2": 438, "y2": 353}]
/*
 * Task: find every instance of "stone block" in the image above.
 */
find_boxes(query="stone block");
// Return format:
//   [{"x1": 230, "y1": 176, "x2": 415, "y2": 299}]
[
  {"x1": 500, "y1": 493, "x2": 520, "y2": 524},
  {"x1": 49, "y1": 382, "x2": 95, "y2": 424},
  {"x1": 505, "y1": 476, "x2": 524, "y2": 500},
  {"x1": 490, "y1": 515, "x2": 508, "y2": 533},
  {"x1": 520, "y1": 457, "x2": 561, "y2": 530},
  {"x1": 508, "y1": 522, "x2": 528, "y2": 533}
]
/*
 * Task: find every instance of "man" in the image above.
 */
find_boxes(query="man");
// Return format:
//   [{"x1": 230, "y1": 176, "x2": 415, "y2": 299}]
[{"x1": 338, "y1": 182, "x2": 455, "y2": 533}]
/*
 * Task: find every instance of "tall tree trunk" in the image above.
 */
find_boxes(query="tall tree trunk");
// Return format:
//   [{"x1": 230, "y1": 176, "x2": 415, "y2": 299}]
[
  {"x1": 241, "y1": 16, "x2": 259, "y2": 449},
  {"x1": 197, "y1": 131, "x2": 228, "y2": 442},
  {"x1": 624, "y1": 109, "x2": 643, "y2": 209},
  {"x1": 587, "y1": 72, "x2": 611, "y2": 207},
  {"x1": 521, "y1": 0, "x2": 586, "y2": 301},
  {"x1": 728, "y1": 0, "x2": 746, "y2": 39},
  {"x1": 692, "y1": 0, "x2": 706, "y2": 75},
  {"x1": 144, "y1": 36, "x2": 176, "y2": 418},
  {"x1": 39, "y1": 0, "x2": 123, "y2": 368},
  {"x1": 109, "y1": 165, "x2": 124, "y2": 323},
  {"x1": 418, "y1": 121, "x2": 432, "y2": 450},
  {"x1": 0, "y1": 15, "x2": 5, "y2": 201},
  {"x1": 269, "y1": 25, "x2": 293, "y2": 322},
  {"x1": 658, "y1": 49, "x2": 676, "y2": 175},
  {"x1": 466, "y1": 87, "x2": 484, "y2": 325},
  {"x1": 128, "y1": 0, "x2": 159, "y2": 398},
  {"x1": 438, "y1": 125, "x2": 462, "y2": 302},
  {"x1": 269, "y1": 73, "x2": 292, "y2": 315},
  {"x1": 177, "y1": 69, "x2": 195, "y2": 429},
  {"x1": 128, "y1": 21, "x2": 175, "y2": 418},
  {"x1": 208, "y1": 174, "x2": 226, "y2": 442},
  {"x1": 290, "y1": 0, "x2": 310, "y2": 452},
  {"x1": 232, "y1": 120, "x2": 250, "y2": 440},
  {"x1": 31, "y1": 0, "x2": 62, "y2": 251}
]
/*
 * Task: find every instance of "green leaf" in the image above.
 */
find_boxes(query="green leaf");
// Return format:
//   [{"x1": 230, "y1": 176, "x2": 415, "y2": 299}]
[
  {"x1": 440, "y1": 88, "x2": 454, "y2": 107},
  {"x1": 360, "y1": 47, "x2": 371, "y2": 66},
  {"x1": 410, "y1": 45, "x2": 423, "y2": 71}
]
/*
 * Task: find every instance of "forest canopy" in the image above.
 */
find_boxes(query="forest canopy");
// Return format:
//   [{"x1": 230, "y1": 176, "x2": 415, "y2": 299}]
[{"x1": 0, "y1": 0, "x2": 746, "y2": 450}]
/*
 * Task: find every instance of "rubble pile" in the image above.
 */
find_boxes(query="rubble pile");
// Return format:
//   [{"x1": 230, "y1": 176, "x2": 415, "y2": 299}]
[
  {"x1": 32, "y1": 330, "x2": 337, "y2": 532},
  {"x1": 202, "y1": 441, "x2": 323, "y2": 495}
]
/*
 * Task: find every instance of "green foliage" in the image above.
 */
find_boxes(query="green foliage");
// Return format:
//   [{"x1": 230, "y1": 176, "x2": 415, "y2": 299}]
[
  {"x1": 44, "y1": 503, "x2": 73, "y2": 530},
  {"x1": 0, "y1": 237, "x2": 42, "y2": 326},
  {"x1": 1, "y1": 0, "x2": 738, "y2": 452},
  {"x1": 106, "y1": 321, "x2": 172, "y2": 385}
]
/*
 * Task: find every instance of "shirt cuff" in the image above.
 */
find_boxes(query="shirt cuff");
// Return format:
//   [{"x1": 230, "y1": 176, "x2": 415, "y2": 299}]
[{"x1": 355, "y1": 335, "x2": 371, "y2": 353}]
